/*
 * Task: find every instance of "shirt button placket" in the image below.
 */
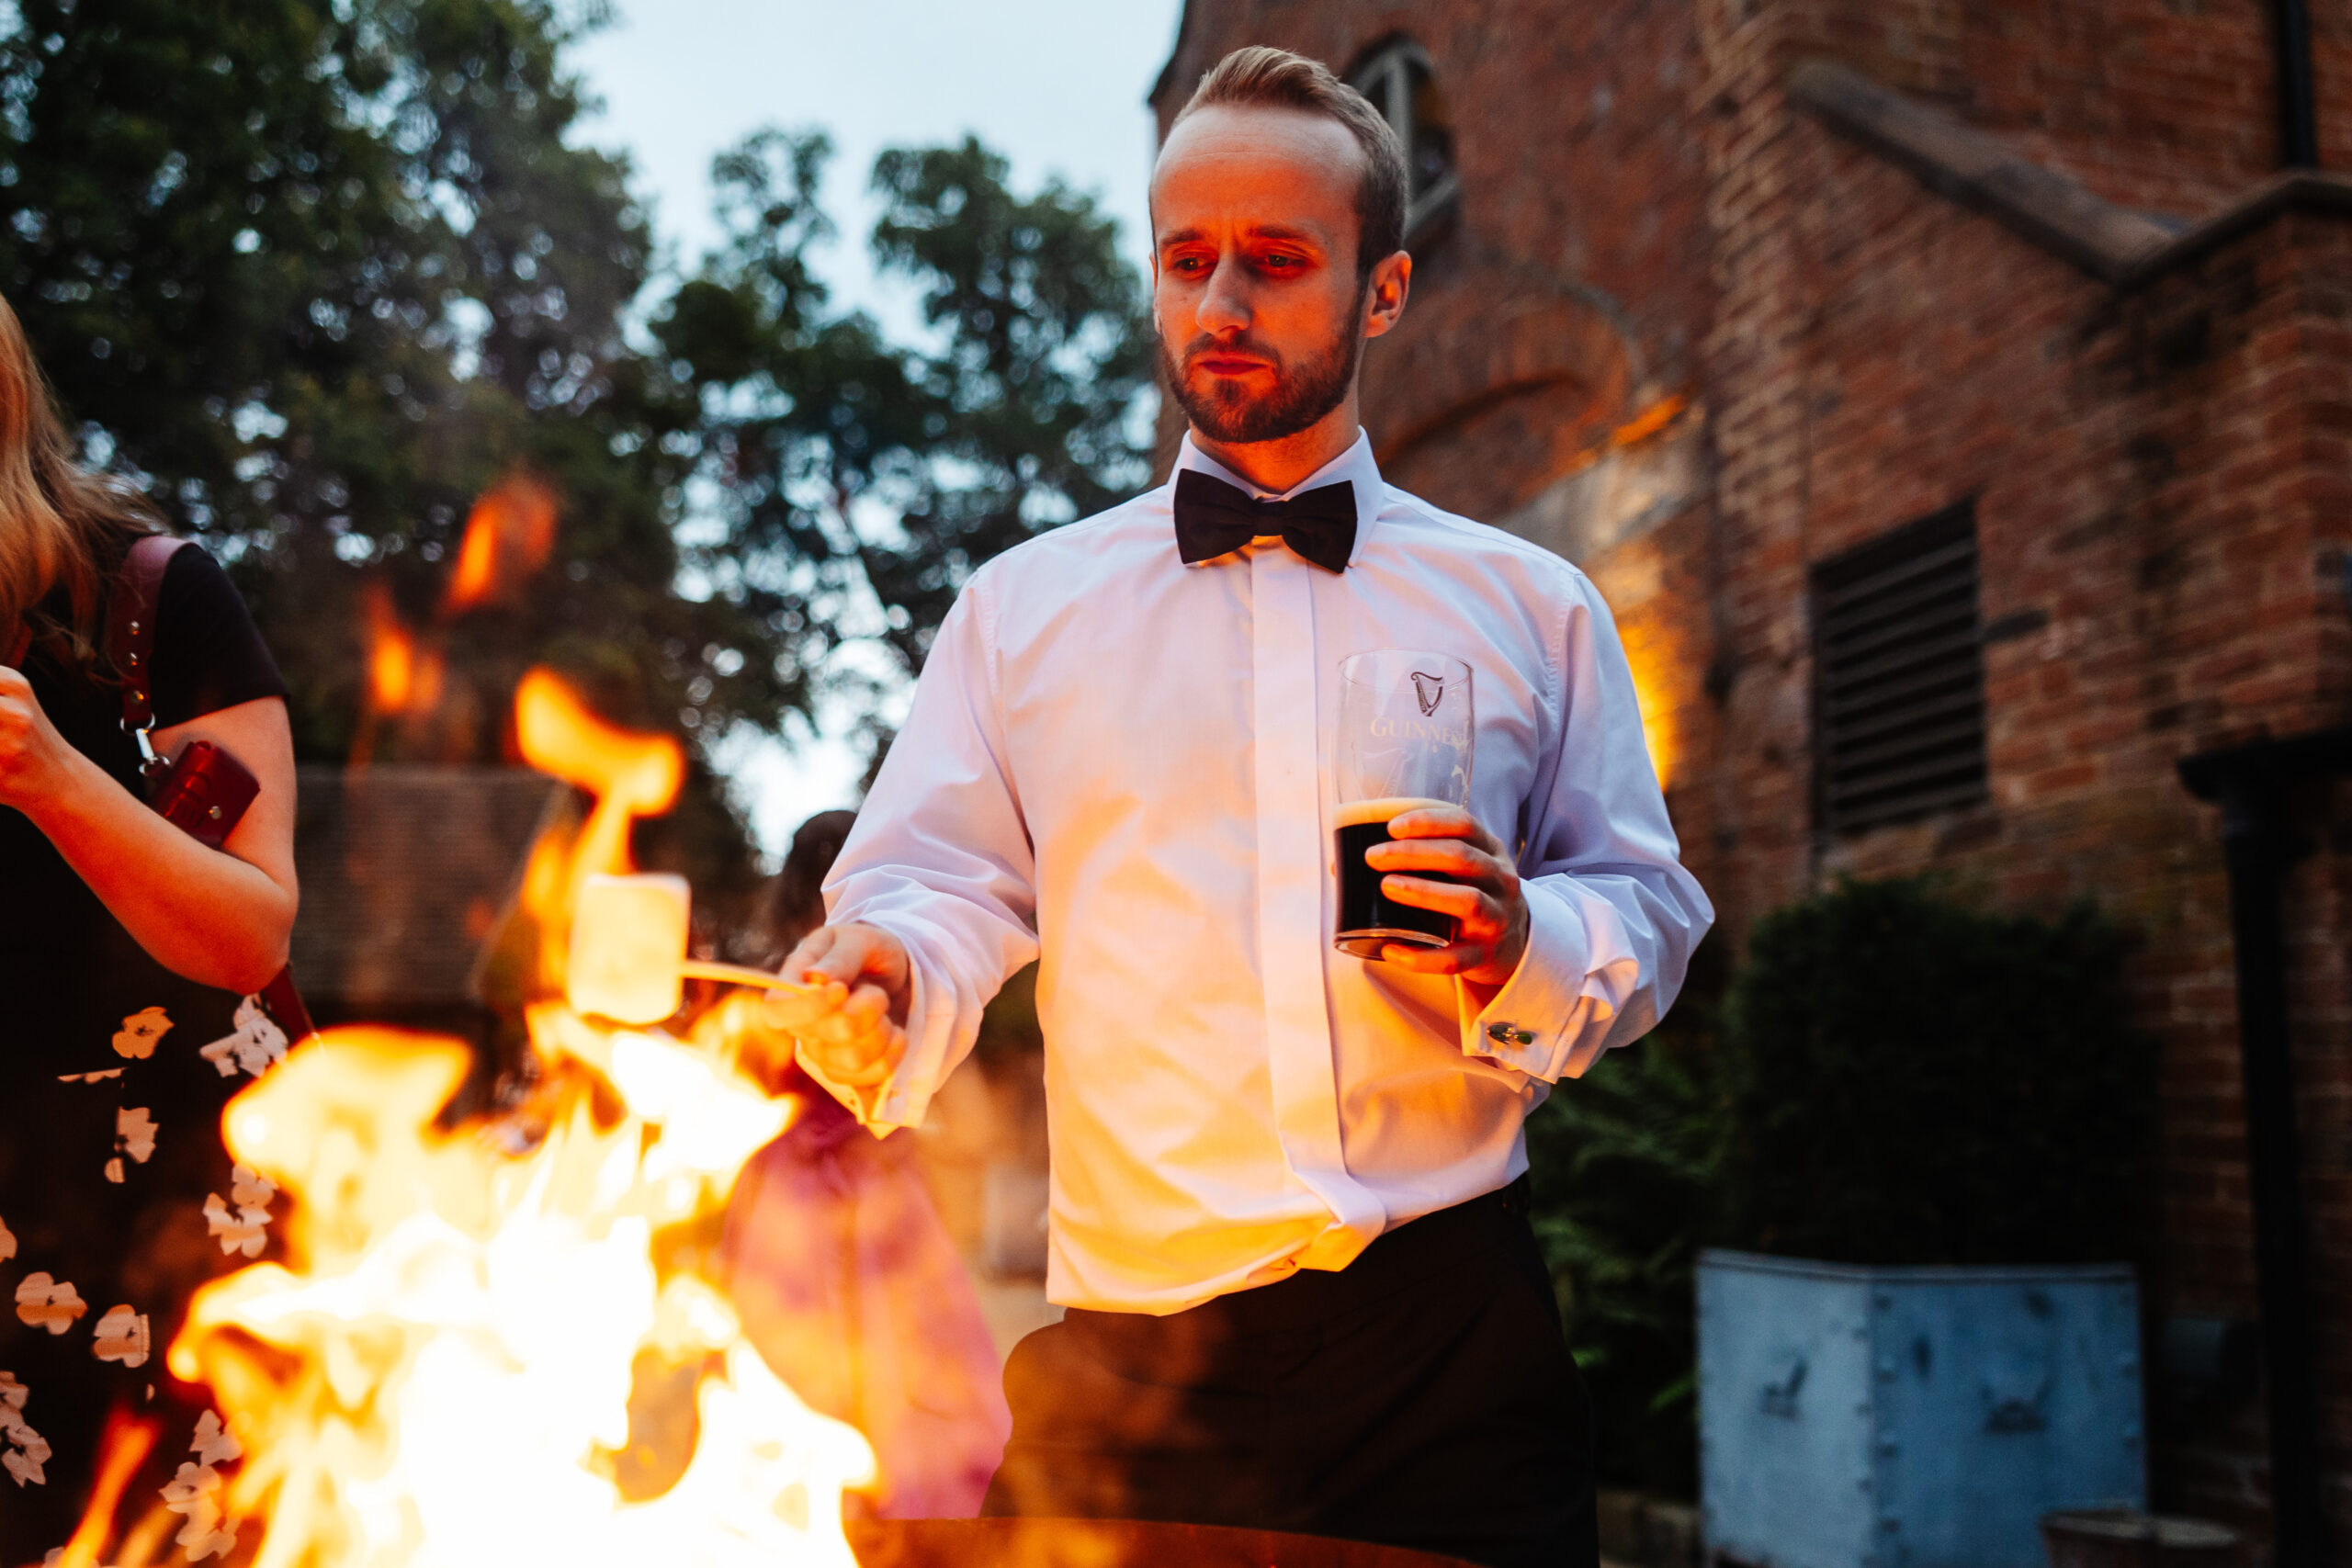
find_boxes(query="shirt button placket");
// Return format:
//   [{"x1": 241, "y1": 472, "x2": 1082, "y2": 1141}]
[{"x1": 1248, "y1": 543, "x2": 1384, "y2": 1268}]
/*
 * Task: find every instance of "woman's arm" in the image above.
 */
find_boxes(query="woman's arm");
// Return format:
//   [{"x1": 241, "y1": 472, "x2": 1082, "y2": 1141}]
[{"x1": 0, "y1": 666, "x2": 298, "y2": 994}]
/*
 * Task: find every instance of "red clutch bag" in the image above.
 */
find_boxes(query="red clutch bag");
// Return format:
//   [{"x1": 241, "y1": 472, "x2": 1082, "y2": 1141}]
[{"x1": 149, "y1": 738, "x2": 263, "y2": 851}]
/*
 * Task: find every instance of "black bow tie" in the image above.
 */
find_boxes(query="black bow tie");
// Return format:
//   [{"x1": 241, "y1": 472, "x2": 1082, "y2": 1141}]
[{"x1": 1172, "y1": 469, "x2": 1357, "y2": 574}]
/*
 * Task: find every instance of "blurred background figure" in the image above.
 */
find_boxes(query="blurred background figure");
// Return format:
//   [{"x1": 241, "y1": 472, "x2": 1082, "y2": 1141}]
[{"x1": 719, "y1": 808, "x2": 1012, "y2": 1519}]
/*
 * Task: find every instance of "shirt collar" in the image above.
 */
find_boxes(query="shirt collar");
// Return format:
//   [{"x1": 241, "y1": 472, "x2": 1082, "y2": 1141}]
[{"x1": 1173, "y1": 429, "x2": 1385, "y2": 568}]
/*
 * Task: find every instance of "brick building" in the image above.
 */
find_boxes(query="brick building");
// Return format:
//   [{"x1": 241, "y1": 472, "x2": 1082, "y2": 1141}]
[{"x1": 1150, "y1": 1, "x2": 2352, "y2": 1556}]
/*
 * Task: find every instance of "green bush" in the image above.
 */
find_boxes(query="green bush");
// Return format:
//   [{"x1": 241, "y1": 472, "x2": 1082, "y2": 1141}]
[
  {"x1": 1721, "y1": 876, "x2": 2154, "y2": 1265},
  {"x1": 1525, "y1": 1003, "x2": 1725, "y2": 1496},
  {"x1": 1524, "y1": 875, "x2": 2154, "y2": 1495}
]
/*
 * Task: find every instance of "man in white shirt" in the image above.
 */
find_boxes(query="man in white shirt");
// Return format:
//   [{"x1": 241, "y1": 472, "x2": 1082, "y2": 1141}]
[{"x1": 762, "y1": 43, "x2": 1712, "y2": 1568}]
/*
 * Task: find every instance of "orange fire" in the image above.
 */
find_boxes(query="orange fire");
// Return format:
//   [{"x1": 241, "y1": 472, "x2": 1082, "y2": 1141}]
[
  {"x1": 362, "y1": 582, "x2": 439, "y2": 717},
  {"x1": 67, "y1": 672, "x2": 874, "y2": 1568},
  {"x1": 444, "y1": 474, "x2": 559, "y2": 615},
  {"x1": 350, "y1": 474, "x2": 557, "y2": 764},
  {"x1": 369, "y1": 625, "x2": 414, "y2": 713},
  {"x1": 51, "y1": 1411, "x2": 158, "y2": 1568},
  {"x1": 513, "y1": 668, "x2": 687, "y2": 988},
  {"x1": 515, "y1": 668, "x2": 684, "y2": 886},
  {"x1": 355, "y1": 582, "x2": 447, "y2": 773}
]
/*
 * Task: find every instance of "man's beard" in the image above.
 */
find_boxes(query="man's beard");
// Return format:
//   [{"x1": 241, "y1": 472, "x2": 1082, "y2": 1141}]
[{"x1": 1160, "y1": 298, "x2": 1366, "y2": 446}]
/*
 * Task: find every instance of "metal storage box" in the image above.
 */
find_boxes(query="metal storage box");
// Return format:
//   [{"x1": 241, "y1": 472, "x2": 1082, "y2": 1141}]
[{"x1": 1697, "y1": 1250, "x2": 2144, "y2": 1568}]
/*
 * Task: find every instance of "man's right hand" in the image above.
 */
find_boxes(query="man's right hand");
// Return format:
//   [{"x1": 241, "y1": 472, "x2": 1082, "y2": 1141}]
[{"x1": 760, "y1": 921, "x2": 913, "y2": 1089}]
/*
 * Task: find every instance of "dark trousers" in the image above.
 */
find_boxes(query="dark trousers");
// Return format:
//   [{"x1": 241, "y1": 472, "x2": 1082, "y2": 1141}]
[{"x1": 981, "y1": 1179, "x2": 1597, "y2": 1568}]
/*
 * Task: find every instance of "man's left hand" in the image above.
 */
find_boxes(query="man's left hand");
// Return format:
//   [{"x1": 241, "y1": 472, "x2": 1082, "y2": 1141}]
[{"x1": 1363, "y1": 806, "x2": 1529, "y2": 989}]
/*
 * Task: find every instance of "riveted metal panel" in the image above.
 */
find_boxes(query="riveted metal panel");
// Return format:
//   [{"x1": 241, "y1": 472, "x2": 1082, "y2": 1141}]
[
  {"x1": 1871, "y1": 1267, "x2": 2144, "y2": 1568},
  {"x1": 1699, "y1": 1252, "x2": 2145, "y2": 1568},
  {"x1": 1698, "y1": 1254, "x2": 1876, "y2": 1568}
]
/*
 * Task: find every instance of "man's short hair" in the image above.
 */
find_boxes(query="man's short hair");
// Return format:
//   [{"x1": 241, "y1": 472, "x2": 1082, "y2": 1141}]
[{"x1": 1173, "y1": 46, "x2": 1408, "y2": 279}]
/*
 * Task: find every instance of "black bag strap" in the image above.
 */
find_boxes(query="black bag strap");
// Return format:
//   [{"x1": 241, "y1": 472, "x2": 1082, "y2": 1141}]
[
  {"x1": 106, "y1": 533, "x2": 190, "y2": 781},
  {"x1": 106, "y1": 533, "x2": 317, "y2": 1046}
]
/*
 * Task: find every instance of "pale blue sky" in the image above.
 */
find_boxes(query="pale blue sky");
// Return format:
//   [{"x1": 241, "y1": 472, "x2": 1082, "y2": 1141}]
[
  {"x1": 568, "y1": 0, "x2": 1185, "y2": 855},
  {"x1": 572, "y1": 0, "x2": 1183, "y2": 335}
]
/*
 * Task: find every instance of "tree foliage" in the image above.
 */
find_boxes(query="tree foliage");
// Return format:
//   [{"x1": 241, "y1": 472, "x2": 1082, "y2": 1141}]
[
  {"x1": 0, "y1": 1, "x2": 1154, "y2": 875},
  {"x1": 0, "y1": 0, "x2": 747, "y2": 758},
  {"x1": 1525, "y1": 1000, "x2": 1724, "y2": 1496},
  {"x1": 655, "y1": 130, "x2": 1152, "y2": 687}
]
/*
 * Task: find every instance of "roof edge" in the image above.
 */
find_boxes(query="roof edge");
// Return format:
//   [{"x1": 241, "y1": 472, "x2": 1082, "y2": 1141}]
[
  {"x1": 1148, "y1": 0, "x2": 1195, "y2": 112},
  {"x1": 1789, "y1": 58, "x2": 2352, "y2": 292},
  {"x1": 2122, "y1": 170, "x2": 2352, "y2": 289},
  {"x1": 1787, "y1": 58, "x2": 2169, "y2": 284}
]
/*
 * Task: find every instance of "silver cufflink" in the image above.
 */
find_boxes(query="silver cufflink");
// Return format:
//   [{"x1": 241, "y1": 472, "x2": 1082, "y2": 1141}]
[{"x1": 1487, "y1": 1023, "x2": 1535, "y2": 1046}]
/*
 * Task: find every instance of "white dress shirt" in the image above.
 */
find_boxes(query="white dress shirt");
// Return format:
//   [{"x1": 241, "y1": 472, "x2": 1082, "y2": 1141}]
[{"x1": 814, "y1": 432, "x2": 1713, "y2": 1315}]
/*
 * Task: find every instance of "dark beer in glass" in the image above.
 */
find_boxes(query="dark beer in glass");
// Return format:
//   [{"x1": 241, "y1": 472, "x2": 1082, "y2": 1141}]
[{"x1": 1331, "y1": 650, "x2": 1475, "y2": 961}]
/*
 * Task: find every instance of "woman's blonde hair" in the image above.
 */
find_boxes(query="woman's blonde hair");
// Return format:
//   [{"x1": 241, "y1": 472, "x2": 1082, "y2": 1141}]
[{"x1": 0, "y1": 293, "x2": 162, "y2": 667}]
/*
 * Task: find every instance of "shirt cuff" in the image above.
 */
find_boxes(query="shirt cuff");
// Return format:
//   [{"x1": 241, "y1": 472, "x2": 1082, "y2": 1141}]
[{"x1": 1455, "y1": 882, "x2": 1600, "y2": 1082}]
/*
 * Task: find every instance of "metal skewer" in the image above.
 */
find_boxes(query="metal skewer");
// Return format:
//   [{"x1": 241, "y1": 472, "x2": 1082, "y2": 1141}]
[{"x1": 679, "y1": 958, "x2": 821, "y2": 995}]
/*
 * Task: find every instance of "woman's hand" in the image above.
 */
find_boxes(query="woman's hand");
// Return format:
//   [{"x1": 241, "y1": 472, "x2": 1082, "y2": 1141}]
[
  {"x1": 0, "y1": 663, "x2": 80, "y2": 814},
  {"x1": 1363, "y1": 806, "x2": 1531, "y2": 990}
]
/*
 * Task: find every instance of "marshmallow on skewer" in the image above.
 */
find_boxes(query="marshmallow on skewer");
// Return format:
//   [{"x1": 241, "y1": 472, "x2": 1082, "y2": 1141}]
[
  {"x1": 569, "y1": 873, "x2": 692, "y2": 1023},
  {"x1": 568, "y1": 873, "x2": 811, "y2": 1024}
]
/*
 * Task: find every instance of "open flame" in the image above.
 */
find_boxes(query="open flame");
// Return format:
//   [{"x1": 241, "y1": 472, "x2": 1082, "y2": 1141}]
[
  {"x1": 361, "y1": 582, "x2": 442, "y2": 723},
  {"x1": 351, "y1": 472, "x2": 556, "y2": 764},
  {"x1": 52, "y1": 1412, "x2": 159, "y2": 1568},
  {"x1": 514, "y1": 668, "x2": 685, "y2": 901},
  {"x1": 67, "y1": 669, "x2": 876, "y2": 1567},
  {"x1": 367, "y1": 604, "x2": 416, "y2": 716},
  {"x1": 443, "y1": 475, "x2": 559, "y2": 615}
]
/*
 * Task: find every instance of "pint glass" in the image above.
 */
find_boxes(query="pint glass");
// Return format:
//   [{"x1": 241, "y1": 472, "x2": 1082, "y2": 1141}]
[{"x1": 1332, "y1": 649, "x2": 1475, "y2": 959}]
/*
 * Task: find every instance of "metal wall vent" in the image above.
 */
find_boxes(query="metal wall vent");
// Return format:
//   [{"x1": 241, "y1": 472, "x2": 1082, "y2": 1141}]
[{"x1": 1812, "y1": 502, "x2": 1988, "y2": 832}]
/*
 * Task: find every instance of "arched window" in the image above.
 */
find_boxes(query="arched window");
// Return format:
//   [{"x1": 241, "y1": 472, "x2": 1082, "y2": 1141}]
[{"x1": 1347, "y1": 39, "x2": 1460, "y2": 246}]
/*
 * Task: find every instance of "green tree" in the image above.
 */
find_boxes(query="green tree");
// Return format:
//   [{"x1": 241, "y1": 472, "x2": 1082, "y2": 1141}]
[
  {"x1": 655, "y1": 130, "x2": 1153, "y2": 694},
  {"x1": 1, "y1": 3, "x2": 1155, "y2": 902},
  {"x1": 862, "y1": 137, "x2": 1156, "y2": 669},
  {"x1": 0, "y1": 0, "x2": 786, "y2": 770}
]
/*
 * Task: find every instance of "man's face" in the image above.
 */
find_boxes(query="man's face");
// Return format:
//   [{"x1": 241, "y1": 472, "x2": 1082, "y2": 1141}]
[{"x1": 1150, "y1": 105, "x2": 1393, "y2": 447}]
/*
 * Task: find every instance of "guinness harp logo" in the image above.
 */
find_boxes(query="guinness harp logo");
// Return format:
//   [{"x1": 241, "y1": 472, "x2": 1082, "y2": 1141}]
[{"x1": 1411, "y1": 671, "x2": 1446, "y2": 716}]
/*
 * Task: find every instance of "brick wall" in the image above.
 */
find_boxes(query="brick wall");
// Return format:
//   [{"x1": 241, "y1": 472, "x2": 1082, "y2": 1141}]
[
  {"x1": 1760, "y1": 0, "x2": 2294, "y2": 215},
  {"x1": 1694, "y1": 0, "x2": 2352, "y2": 1536},
  {"x1": 1150, "y1": 0, "x2": 2352, "y2": 1547},
  {"x1": 1151, "y1": 0, "x2": 1718, "y2": 513}
]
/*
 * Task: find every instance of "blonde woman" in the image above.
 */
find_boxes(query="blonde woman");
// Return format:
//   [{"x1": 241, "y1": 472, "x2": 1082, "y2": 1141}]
[{"x1": 0, "y1": 294, "x2": 296, "y2": 1558}]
